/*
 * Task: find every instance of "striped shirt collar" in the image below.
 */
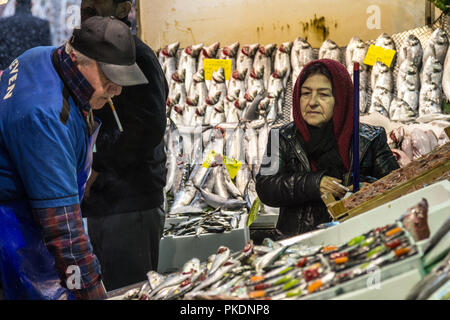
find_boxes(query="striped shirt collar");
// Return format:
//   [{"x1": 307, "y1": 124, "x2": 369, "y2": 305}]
[{"x1": 56, "y1": 46, "x2": 94, "y2": 114}]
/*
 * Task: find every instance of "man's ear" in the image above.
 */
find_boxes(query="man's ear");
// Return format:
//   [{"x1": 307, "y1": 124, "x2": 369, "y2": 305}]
[
  {"x1": 69, "y1": 50, "x2": 78, "y2": 63},
  {"x1": 115, "y1": 1, "x2": 132, "y2": 20}
]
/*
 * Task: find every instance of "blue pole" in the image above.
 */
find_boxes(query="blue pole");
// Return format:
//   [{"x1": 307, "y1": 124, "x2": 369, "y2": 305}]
[{"x1": 353, "y1": 63, "x2": 360, "y2": 193}]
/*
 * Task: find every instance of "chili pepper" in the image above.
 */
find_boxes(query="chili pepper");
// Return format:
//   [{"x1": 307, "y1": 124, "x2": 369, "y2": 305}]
[
  {"x1": 308, "y1": 280, "x2": 323, "y2": 293},
  {"x1": 286, "y1": 289, "x2": 303, "y2": 297},
  {"x1": 385, "y1": 227, "x2": 402, "y2": 237},
  {"x1": 249, "y1": 290, "x2": 266, "y2": 299},
  {"x1": 334, "y1": 257, "x2": 349, "y2": 264},
  {"x1": 297, "y1": 258, "x2": 307, "y2": 268},
  {"x1": 385, "y1": 239, "x2": 402, "y2": 250},
  {"x1": 280, "y1": 266, "x2": 294, "y2": 275},
  {"x1": 347, "y1": 235, "x2": 365, "y2": 247},
  {"x1": 274, "y1": 275, "x2": 292, "y2": 286},
  {"x1": 250, "y1": 275, "x2": 265, "y2": 283},
  {"x1": 283, "y1": 279, "x2": 300, "y2": 291},
  {"x1": 322, "y1": 246, "x2": 338, "y2": 254},
  {"x1": 367, "y1": 245, "x2": 386, "y2": 258},
  {"x1": 395, "y1": 247, "x2": 411, "y2": 257},
  {"x1": 360, "y1": 237, "x2": 375, "y2": 247}
]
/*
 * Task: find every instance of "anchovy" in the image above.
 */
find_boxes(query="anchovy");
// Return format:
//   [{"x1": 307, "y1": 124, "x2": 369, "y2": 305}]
[
  {"x1": 147, "y1": 272, "x2": 191, "y2": 299},
  {"x1": 254, "y1": 245, "x2": 289, "y2": 273},
  {"x1": 208, "y1": 246, "x2": 231, "y2": 275}
]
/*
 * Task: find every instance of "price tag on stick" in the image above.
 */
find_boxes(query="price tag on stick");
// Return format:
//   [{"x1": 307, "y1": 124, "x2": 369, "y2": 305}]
[
  {"x1": 363, "y1": 45, "x2": 396, "y2": 68},
  {"x1": 203, "y1": 59, "x2": 232, "y2": 81}
]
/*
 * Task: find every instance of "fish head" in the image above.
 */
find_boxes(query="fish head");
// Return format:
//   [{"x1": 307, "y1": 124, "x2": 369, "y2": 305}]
[
  {"x1": 212, "y1": 67, "x2": 226, "y2": 83},
  {"x1": 227, "y1": 89, "x2": 240, "y2": 101},
  {"x1": 172, "y1": 69, "x2": 186, "y2": 82},
  {"x1": 407, "y1": 34, "x2": 420, "y2": 46},
  {"x1": 203, "y1": 42, "x2": 220, "y2": 58},
  {"x1": 234, "y1": 98, "x2": 247, "y2": 110},
  {"x1": 164, "y1": 42, "x2": 180, "y2": 57},
  {"x1": 242, "y1": 43, "x2": 260, "y2": 57},
  {"x1": 258, "y1": 97, "x2": 271, "y2": 110},
  {"x1": 232, "y1": 68, "x2": 246, "y2": 80},
  {"x1": 432, "y1": 28, "x2": 448, "y2": 45},
  {"x1": 173, "y1": 105, "x2": 184, "y2": 115},
  {"x1": 186, "y1": 95, "x2": 199, "y2": 106},
  {"x1": 214, "y1": 101, "x2": 225, "y2": 113},
  {"x1": 262, "y1": 43, "x2": 277, "y2": 56},
  {"x1": 279, "y1": 41, "x2": 293, "y2": 54},
  {"x1": 192, "y1": 69, "x2": 205, "y2": 83}
]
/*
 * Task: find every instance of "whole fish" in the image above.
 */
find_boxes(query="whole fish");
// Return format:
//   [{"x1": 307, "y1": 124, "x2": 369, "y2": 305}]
[
  {"x1": 370, "y1": 61, "x2": 393, "y2": 92},
  {"x1": 246, "y1": 65, "x2": 266, "y2": 99},
  {"x1": 147, "y1": 271, "x2": 165, "y2": 292},
  {"x1": 206, "y1": 67, "x2": 227, "y2": 106},
  {"x1": 170, "y1": 182, "x2": 197, "y2": 214},
  {"x1": 198, "y1": 42, "x2": 220, "y2": 72},
  {"x1": 254, "y1": 245, "x2": 289, "y2": 273},
  {"x1": 274, "y1": 42, "x2": 293, "y2": 88},
  {"x1": 253, "y1": 43, "x2": 277, "y2": 90},
  {"x1": 213, "y1": 165, "x2": 230, "y2": 199},
  {"x1": 224, "y1": 91, "x2": 241, "y2": 123},
  {"x1": 398, "y1": 34, "x2": 423, "y2": 67},
  {"x1": 346, "y1": 37, "x2": 368, "y2": 75},
  {"x1": 389, "y1": 97, "x2": 416, "y2": 122},
  {"x1": 397, "y1": 60, "x2": 420, "y2": 96},
  {"x1": 222, "y1": 165, "x2": 242, "y2": 198},
  {"x1": 208, "y1": 246, "x2": 231, "y2": 275},
  {"x1": 228, "y1": 69, "x2": 247, "y2": 99},
  {"x1": 219, "y1": 41, "x2": 240, "y2": 72},
  {"x1": 291, "y1": 37, "x2": 315, "y2": 90},
  {"x1": 319, "y1": 39, "x2": 343, "y2": 64},
  {"x1": 422, "y1": 28, "x2": 449, "y2": 66},
  {"x1": 204, "y1": 91, "x2": 223, "y2": 125},
  {"x1": 168, "y1": 70, "x2": 187, "y2": 121},
  {"x1": 147, "y1": 271, "x2": 191, "y2": 299},
  {"x1": 267, "y1": 70, "x2": 286, "y2": 118},
  {"x1": 164, "y1": 124, "x2": 180, "y2": 194},
  {"x1": 419, "y1": 82, "x2": 443, "y2": 117},
  {"x1": 187, "y1": 66, "x2": 208, "y2": 106},
  {"x1": 420, "y1": 56, "x2": 443, "y2": 86},
  {"x1": 195, "y1": 186, "x2": 247, "y2": 210},
  {"x1": 161, "y1": 42, "x2": 180, "y2": 85},
  {"x1": 236, "y1": 43, "x2": 260, "y2": 87},
  {"x1": 374, "y1": 33, "x2": 396, "y2": 68},
  {"x1": 209, "y1": 101, "x2": 226, "y2": 126},
  {"x1": 179, "y1": 43, "x2": 204, "y2": 94},
  {"x1": 235, "y1": 163, "x2": 251, "y2": 196},
  {"x1": 189, "y1": 261, "x2": 240, "y2": 294},
  {"x1": 244, "y1": 178, "x2": 258, "y2": 209},
  {"x1": 241, "y1": 92, "x2": 266, "y2": 122}
]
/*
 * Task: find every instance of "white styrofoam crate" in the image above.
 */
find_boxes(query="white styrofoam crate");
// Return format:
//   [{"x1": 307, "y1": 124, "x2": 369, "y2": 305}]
[
  {"x1": 157, "y1": 214, "x2": 249, "y2": 274},
  {"x1": 164, "y1": 216, "x2": 189, "y2": 229},
  {"x1": 280, "y1": 180, "x2": 450, "y2": 248}
]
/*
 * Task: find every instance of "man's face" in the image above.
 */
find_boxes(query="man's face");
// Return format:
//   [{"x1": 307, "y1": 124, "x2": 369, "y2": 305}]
[
  {"x1": 299, "y1": 73, "x2": 335, "y2": 128},
  {"x1": 81, "y1": 0, "x2": 119, "y2": 22},
  {"x1": 74, "y1": 56, "x2": 122, "y2": 110}
]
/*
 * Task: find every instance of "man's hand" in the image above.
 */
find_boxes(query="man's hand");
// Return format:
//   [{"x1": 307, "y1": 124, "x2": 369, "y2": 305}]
[
  {"x1": 84, "y1": 170, "x2": 99, "y2": 198},
  {"x1": 320, "y1": 176, "x2": 348, "y2": 199}
]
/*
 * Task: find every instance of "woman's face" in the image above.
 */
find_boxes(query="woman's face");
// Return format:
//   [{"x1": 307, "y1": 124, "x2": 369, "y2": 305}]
[{"x1": 299, "y1": 73, "x2": 335, "y2": 128}]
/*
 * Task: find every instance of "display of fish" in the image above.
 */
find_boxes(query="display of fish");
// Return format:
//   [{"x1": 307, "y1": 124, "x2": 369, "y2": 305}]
[
  {"x1": 253, "y1": 43, "x2": 277, "y2": 90},
  {"x1": 161, "y1": 42, "x2": 180, "y2": 85},
  {"x1": 274, "y1": 42, "x2": 293, "y2": 89},
  {"x1": 319, "y1": 39, "x2": 343, "y2": 64},
  {"x1": 246, "y1": 65, "x2": 266, "y2": 99},
  {"x1": 267, "y1": 69, "x2": 286, "y2": 119},
  {"x1": 419, "y1": 82, "x2": 443, "y2": 117},
  {"x1": 422, "y1": 28, "x2": 449, "y2": 66},
  {"x1": 236, "y1": 43, "x2": 260, "y2": 87},
  {"x1": 420, "y1": 56, "x2": 444, "y2": 86},
  {"x1": 209, "y1": 101, "x2": 226, "y2": 126},
  {"x1": 398, "y1": 34, "x2": 423, "y2": 68},
  {"x1": 397, "y1": 60, "x2": 420, "y2": 97},
  {"x1": 291, "y1": 37, "x2": 315, "y2": 90},
  {"x1": 178, "y1": 43, "x2": 204, "y2": 94}
]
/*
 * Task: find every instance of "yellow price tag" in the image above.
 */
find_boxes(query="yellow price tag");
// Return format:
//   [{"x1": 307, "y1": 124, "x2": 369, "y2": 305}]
[
  {"x1": 222, "y1": 155, "x2": 242, "y2": 180},
  {"x1": 203, "y1": 59, "x2": 232, "y2": 81},
  {"x1": 247, "y1": 197, "x2": 261, "y2": 227},
  {"x1": 363, "y1": 45, "x2": 396, "y2": 68},
  {"x1": 202, "y1": 150, "x2": 216, "y2": 169}
]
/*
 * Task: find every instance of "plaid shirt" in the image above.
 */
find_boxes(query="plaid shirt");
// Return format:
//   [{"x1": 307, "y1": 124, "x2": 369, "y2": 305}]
[{"x1": 28, "y1": 47, "x2": 106, "y2": 300}]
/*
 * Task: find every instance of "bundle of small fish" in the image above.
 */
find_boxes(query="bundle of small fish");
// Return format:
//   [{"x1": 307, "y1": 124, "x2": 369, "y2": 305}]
[
  {"x1": 163, "y1": 208, "x2": 245, "y2": 237},
  {"x1": 122, "y1": 218, "x2": 420, "y2": 300}
]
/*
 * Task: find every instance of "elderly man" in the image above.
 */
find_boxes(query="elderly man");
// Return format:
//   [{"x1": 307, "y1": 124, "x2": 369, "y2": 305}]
[
  {"x1": 0, "y1": 16, "x2": 147, "y2": 300},
  {"x1": 80, "y1": 0, "x2": 168, "y2": 291}
]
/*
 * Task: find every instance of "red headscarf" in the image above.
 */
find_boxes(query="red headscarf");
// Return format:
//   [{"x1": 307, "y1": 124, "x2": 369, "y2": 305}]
[{"x1": 292, "y1": 59, "x2": 354, "y2": 171}]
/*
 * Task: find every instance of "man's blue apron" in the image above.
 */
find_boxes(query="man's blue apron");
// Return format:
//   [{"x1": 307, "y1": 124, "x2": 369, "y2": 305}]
[{"x1": 0, "y1": 118, "x2": 101, "y2": 300}]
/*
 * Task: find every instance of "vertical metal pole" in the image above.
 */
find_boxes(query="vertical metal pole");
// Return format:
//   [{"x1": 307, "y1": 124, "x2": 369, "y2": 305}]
[{"x1": 353, "y1": 62, "x2": 360, "y2": 193}]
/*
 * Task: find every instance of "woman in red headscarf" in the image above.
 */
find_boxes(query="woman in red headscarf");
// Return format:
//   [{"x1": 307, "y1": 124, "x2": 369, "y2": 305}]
[{"x1": 255, "y1": 59, "x2": 399, "y2": 238}]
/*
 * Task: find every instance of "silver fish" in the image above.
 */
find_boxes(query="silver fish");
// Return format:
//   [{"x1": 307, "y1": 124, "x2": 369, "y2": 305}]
[
  {"x1": 179, "y1": 44, "x2": 204, "y2": 95},
  {"x1": 147, "y1": 271, "x2": 191, "y2": 299},
  {"x1": 235, "y1": 163, "x2": 251, "y2": 196},
  {"x1": 213, "y1": 165, "x2": 230, "y2": 199},
  {"x1": 319, "y1": 39, "x2": 343, "y2": 64},
  {"x1": 443, "y1": 47, "x2": 450, "y2": 101},
  {"x1": 389, "y1": 97, "x2": 416, "y2": 122},
  {"x1": 398, "y1": 34, "x2": 423, "y2": 67},
  {"x1": 291, "y1": 37, "x2": 315, "y2": 90},
  {"x1": 208, "y1": 246, "x2": 231, "y2": 275},
  {"x1": 370, "y1": 61, "x2": 393, "y2": 91},
  {"x1": 254, "y1": 43, "x2": 277, "y2": 90},
  {"x1": 397, "y1": 60, "x2": 420, "y2": 95},
  {"x1": 254, "y1": 245, "x2": 289, "y2": 273},
  {"x1": 375, "y1": 33, "x2": 396, "y2": 68},
  {"x1": 219, "y1": 41, "x2": 240, "y2": 72},
  {"x1": 419, "y1": 82, "x2": 443, "y2": 117},
  {"x1": 189, "y1": 261, "x2": 240, "y2": 294},
  {"x1": 228, "y1": 69, "x2": 247, "y2": 99},
  {"x1": 274, "y1": 41, "x2": 293, "y2": 88},
  {"x1": 244, "y1": 126, "x2": 259, "y2": 168},
  {"x1": 242, "y1": 91, "x2": 266, "y2": 122},
  {"x1": 236, "y1": 43, "x2": 260, "y2": 87},
  {"x1": 244, "y1": 178, "x2": 258, "y2": 209},
  {"x1": 198, "y1": 42, "x2": 220, "y2": 72},
  {"x1": 209, "y1": 101, "x2": 226, "y2": 126},
  {"x1": 161, "y1": 42, "x2": 180, "y2": 85},
  {"x1": 222, "y1": 165, "x2": 242, "y2": 198},
  {"x1": 147, "y1": 271, "x2": 165, "y2": 292},
  {"x1": 346, "y1": 37, "x2": 367, "y2": 74},
  {"x1": 170, "y1": 183, "x2": 197, "y2": 214},
  {"x1": 422, "y1": 28, "x2": 449, "y2": 66},
  {"x1": 195, "y1": 186, "x2": 247, "y2": 210},
  {"x1": 421, "y1": 56, "x2": 443, "y2": 86},
  {"x1": 267, "y1": 70, "x2": 286, "y2": 118},
  {"x1": 187, "y1": 69, "x2": 208, "y2": 108},
  {"x1": 224, "y1": 91, "x2": 241, "y2": 123}
]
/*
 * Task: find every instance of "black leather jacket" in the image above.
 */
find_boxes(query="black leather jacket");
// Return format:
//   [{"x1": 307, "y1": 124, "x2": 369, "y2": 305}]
[{"x1": 255, "y1": 122, "x2": 400, "y2": 238}]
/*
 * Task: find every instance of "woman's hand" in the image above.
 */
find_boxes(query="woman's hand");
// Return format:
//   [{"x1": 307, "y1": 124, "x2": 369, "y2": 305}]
[{"x1": 320, "y1": 176, "x2": 348, "y2": 199}]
